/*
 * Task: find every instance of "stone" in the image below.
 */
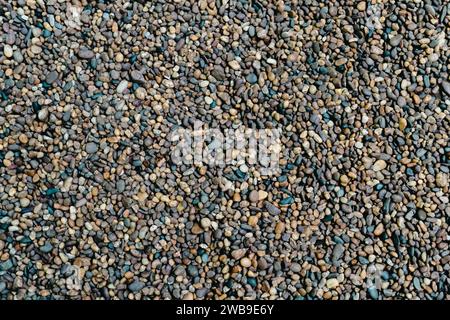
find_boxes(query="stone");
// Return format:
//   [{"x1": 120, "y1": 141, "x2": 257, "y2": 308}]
[
  {"x1": 436, "y1": 173, "x2": 448, "y2": 187},
  {"x1": 128, "y1": 280, "x2": 145, "y2": 292},
  {"x1": 326, "y1": 278, "x2": 339, "y2": 289},
  {"x1": 86, "y1": 142, "x2": 98, "y2": 154},
  {"x1": 372, "y1": 160, "x2": 387, "y2": 172},
  {"x1": 399, "y1": 118, "x2": 407, "y2": 131},
  {"x1": 374, "y1": 223, "x2": 384, "y2": 236},
  {"x1": 46, "y1": 71, "x2": 59, "y2": 84},
  {"x1": 78, "y1": 47, "x2": 95, "y2": 59},
  {"x1": 390, "y1": 34, "x2": 403, "y2": 47},
  {"x1": 130, "y1": 70, "x2": 145, "y2": 83},
  {"x1": 275, "y1": 221, "x2": 285, "y2": 234},
  {"x1": 117, "y1": 80, "x2": 129, "y2": 93},
  {"x1": 265, "y1": 202, "x2": 281, "y2": 215},
  {"x1": 231, "y1": 249, "x2": 246, "y2": 260},
  {"x1": 200, "y1": 217, "x2": 211, "y2": 229},
  {"x1": 240, "y1": 257, "x2": 252, "y2": 268},
  {"x1": 442, "y1": 81, "x2": 450, "y2": 96},
  {"x1": 246, "y1": 73, "x2": 257, "y2": 84},
  {"x1": 249, "y1": 190, "x2": 259, "y2": 202},
  {"x1": 228, "y1": 60, "x2": 240, "y2": 70},
  {"x1": 4, "y1": 44, "x2": 13, "y2": 58},
  {"x1": 40, "y1": 243, "x2": 53, "y2": 253}
]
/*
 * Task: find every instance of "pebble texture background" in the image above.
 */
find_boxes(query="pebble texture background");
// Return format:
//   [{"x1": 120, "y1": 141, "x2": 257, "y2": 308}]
[{"x1": 0, "y1": 0, "x2": 449, "y2": 300}]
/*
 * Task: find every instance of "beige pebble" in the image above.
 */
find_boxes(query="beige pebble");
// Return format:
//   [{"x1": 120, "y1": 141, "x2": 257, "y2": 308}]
[
  {"x1": 115, "y1": 52, "x2": 124, "y2": 62},
  {"x1": 135, "y1": 87, "x2": 146, "y2": 100},
  {"x1": 399, "y1": 118, "x2": 407, "y2": 131},
  {"x1": 4, "y1": 44, "x2": 13, "y2": 58},
  {"x1": 326, "y1": 278, "x2": 339, "y2": 289},
  {"x1": 30, "y1": 45, "x2": 42, "y2": 54},
  {"x1": 357, "y1": 1, "x2": 366, "y2": 11},
  {"x1": 258, "y1": 190, "x2": 268, "y2": 200},
  {"x1": 191, "y1": 224, "x2": 203, "y2": 235},
  {"x1": 240, "y1": 257, "x2": 252, "y2": 268},
  {"x1": 248, "y1": 216, "x2": 258, "y2": 227},
  {"x1": 340, "y1": 174, "x2": 349, "y2": 186},
  {"x1": 200, "y1": 217, "x2": 211, "y2": 229},
  {"x1": 228, "y1": 60, "x2": 240, "y2": 70},
  {"x1": 275, "y1": 221, "x2": 285, "y2": 234},
  {"x1": 374, "y1": 223, "x2": 384, "y2": 236},
  {"x1": 19, "y1": 134, "x2": 28, "y2": 144},
  {"x1": 436, "y1": 173, "x2": 448, "y2": 188},
  {"x1": 372, "y1": 159, "x2": 387, "y2": 172}
]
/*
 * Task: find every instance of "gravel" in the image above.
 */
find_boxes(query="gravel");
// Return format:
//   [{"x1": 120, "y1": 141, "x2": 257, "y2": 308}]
[{"x1": 0, "y1": 0, "x2": 449, "y2": 301}]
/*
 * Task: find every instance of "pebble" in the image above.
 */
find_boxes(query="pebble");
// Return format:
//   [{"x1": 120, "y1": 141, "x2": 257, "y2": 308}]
[
  {"x1": 399, "y1": 118, "x2": 407, "y2": 131},
  {"x1": 128, "y1": 281, "x2": 145, "y2": 292},
  {"x1": 326, "y1": 278, "x2": 339, "y2": 289},
  {"x1": 390, "y1": 34, "x2": 403, "y2": 47},
  {"x1": 228, "y1": 60, "x2": 240, "y2": 70},
  {"x1": 374, "y1": 223, "x2": 385, "y2": 236},
  {"x1": 85, "y1": 142, "x2": 98, "y2": 154},
  {"x1": 265, "y1": 202, "x2": 281, "y2": 215},
  {"x1": 117, "y1": 80, "x2": 129, "y2": 94},
  {"x1": 442, "y1": 81, "x2": 450, "y2": 96},
  {"x1": 368, "y1": 287, "x2": 379, "y2": 300},
  {"x1": 78, "y1": 48, "x2": 94, "y2": 59},
  {"x1": 4, "y1": 45, "x2": 13, "y2": 58},
  {"x1": 240, "y1": 258, "x2": 252, "y2": 268},
  {"x1": 46, "y1": 71, "x2": 58, "y2": 84},
  {"x1": 246, "y1": 73, "x2": 257, "y2": 84},
  {"x1": 200, "y1": 217, "x2": 211, "y2": 229},
  {"x1": 372, "y1": 160, "x2": 387, "y2": 172},
  {"x1": 249, "y1": 190, "x2": 259, "y2": 202}
]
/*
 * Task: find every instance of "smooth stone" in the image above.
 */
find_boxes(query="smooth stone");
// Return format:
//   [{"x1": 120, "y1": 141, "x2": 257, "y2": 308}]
[
  {"x1": 196, "y1": 287, "x2": 208, "y2": 298},
  {"x1": 187, "y1": 265, "x2": 198, "y2": 277},
  {"x1": 86, "y1": 142, "x2": 98, "y2": 154},
  {"x1": 275, "y1": 221, "x2": 285, "y2": 234},
  {"x1": 416, "y1": 209, "x2": 427, "y2": 220},
  {"x1": 372, "y1": 160, "x2": 387, "y2": 172},
  {"x1": 200, "y1": 217, "x2": 211, "y2": 229},
  {"x1": 332, "y1": 243, "x2": 344, "y2": 265},
  {"x1": 436, "y1": 173, "x2": 448, "y2": 187},
  {"x1": 4, "y1": 44, "x2": 13, "y2": 58},
  {"x1": 326, "y1": 278, "x2": 339, "y2": 289},
  {"x1": 240, "y1": 257, "x2": 252, "y2": 268},
  {"x1": 265, "y1": 201, "x2": 281, "y2": 215},
  {"x1": 13, "y1": 51, "x2": 23, "y2": 63},
  {"x1": 40, "y1": 243, "x2": 53, "y2": 253},
  {"x1": 130, "y1": 70, "x2": 145, "y2": 83},
  {"x1": 0, "y1": 259, "x2": 13, "y2": 271},
  {"x1": 117, "y1": 80, "x2": 129, "y2": 94},
  {"x1": 228, "y1": 60, "x2": 240, "y2": 70},
  {"x1": 128, "y1": 280, "x2": 145, "y2": 292},
  {"x1": 290, "y1": 263, "x2": 301, "y2": 273},
  {"x1": 246, "y1": 73, "x2": 257, "y2": 84},
  {"x1": 390, "y1": 34, "x2": 403, "y2": 46},
  {"x1": 442, "y1": 81, "x2": 450, "y2": 96},
  {"x1": 37, "y1": 108, "x2": 49, "y2": 121},
  {"x1": 116, "y1": 180, "x2": 126, "y2": 193},
  {"x1": 78, "y1": 47, "x2": 95, "y2": 59},
  {"x1": 368, "y1": 287, "x2": 379, "y2": 299},
  {"x1": 399, "y1": 118, "x2": 407, "y2": 131},
  {"x1": 46, "y1": 71, "x2": 58, "y2": 84},
  {"x1": 231, "y1": 249, "x2": 246, "y2": 260},
  {"x1": 374, "y1": 223, "x2": 384, "y2": 236},
  {"x1": 249, "y1": 190, "x2": 259, "y2": 202},
  {"x1": 135, "y1": 87, "x2": 146, "y2": 99}
]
